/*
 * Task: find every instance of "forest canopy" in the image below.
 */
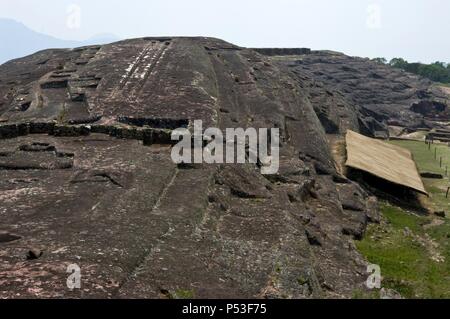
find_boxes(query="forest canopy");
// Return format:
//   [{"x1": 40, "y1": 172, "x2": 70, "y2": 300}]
[{"x1": 372, "y1": 57, "x2": 450, "y2": 84}]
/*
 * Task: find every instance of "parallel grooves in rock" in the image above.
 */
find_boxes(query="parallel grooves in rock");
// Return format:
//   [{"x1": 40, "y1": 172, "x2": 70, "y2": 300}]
[{"x1": 114, "y1": 167, "x2": 180, "y2": 293}]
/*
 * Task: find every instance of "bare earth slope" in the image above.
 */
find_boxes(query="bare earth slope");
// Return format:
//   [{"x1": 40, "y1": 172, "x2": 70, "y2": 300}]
[{"x1": 0, "y1": 38, "x2": 445, "y2": 299}]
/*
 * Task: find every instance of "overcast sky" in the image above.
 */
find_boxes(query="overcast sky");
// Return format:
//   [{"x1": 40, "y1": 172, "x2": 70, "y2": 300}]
[{"x1": 0, "y1": 0, "x2": 448, "y2": 63}]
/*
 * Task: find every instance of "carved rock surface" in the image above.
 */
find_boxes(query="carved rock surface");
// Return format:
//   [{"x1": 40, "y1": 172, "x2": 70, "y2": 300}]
[
  {"x1": 266, "y1": 50, "x2": 449, "y2": 136},
  {"x1": 4, "y1": 37, "x2": 441, "y2": 299}
]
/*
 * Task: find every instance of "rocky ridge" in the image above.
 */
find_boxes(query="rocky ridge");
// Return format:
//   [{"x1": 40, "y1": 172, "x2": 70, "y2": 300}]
[{"x1": 0, "y1": 37, "x2": 447, "y2": 298}]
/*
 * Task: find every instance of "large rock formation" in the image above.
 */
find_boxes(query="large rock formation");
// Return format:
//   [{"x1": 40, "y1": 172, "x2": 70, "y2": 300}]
[
  {"x1": 265, "y1": 50, "x2": 449, "y2": 137},
  {"x1": 0, "y1": 37, "x2": 446, "y2": 299}
]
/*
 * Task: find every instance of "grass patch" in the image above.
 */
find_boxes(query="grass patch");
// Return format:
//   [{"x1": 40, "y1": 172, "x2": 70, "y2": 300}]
[
  {"x1": 173, "y1": 289, "x2": 195, "y2": 299},
  {"x1": 352, "y1": 289, "x2": 380, "y2": 299},
  {"x1": 356, "y1": 203, "x2": 450, "y2": 298},
  {"x1": 388, "y1": 139, "x2": 450, "y2": 212},
  {"x1": 389, "y1": 140, "x2": 450, "y2": 175},
  {"x1": 381, "y1": 203, "x2": 425, "y2": 232},
  {"x1": 356, "y1": 139, "x2": 450, "y2": 298}
]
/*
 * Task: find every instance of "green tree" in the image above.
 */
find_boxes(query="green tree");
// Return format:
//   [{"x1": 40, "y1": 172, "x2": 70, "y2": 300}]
[
  {"x1": 372, "y1": 57, "x2": 387, "y2": 64},
  {"x1": 389, "y1": 58, "x2": 408, "y2": 69},
  {"x1": 388, "y1": 58, "x2": 450, "y2": 84}
]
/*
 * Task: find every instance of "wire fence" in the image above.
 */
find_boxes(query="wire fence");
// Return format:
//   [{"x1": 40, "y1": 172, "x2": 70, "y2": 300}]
[{"x1": 425, "y1": 138, "x2": 450, "y2": 198}]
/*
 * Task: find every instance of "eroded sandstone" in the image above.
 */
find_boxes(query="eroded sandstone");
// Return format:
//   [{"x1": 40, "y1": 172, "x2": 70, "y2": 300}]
[{"x1": 1, "y1": 37, "x2": 443, "y2": 299}]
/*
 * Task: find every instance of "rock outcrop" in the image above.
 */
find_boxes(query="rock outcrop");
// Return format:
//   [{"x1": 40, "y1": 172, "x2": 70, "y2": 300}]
[
  {"x1": 0, "y1": 37, "x2": 445, "y2": 299},
  {"x1": 264, "y1": 50, "x2": 449, "y2": 137}
]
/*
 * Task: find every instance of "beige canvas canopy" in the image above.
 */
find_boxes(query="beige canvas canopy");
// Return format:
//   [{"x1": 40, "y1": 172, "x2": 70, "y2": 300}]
[{"x1": 345, "y1": 130, "x2": 427, "y2": 195}]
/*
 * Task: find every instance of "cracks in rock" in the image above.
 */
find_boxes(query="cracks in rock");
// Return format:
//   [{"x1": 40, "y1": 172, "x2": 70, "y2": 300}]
[
  {"x1": 114, "y1": 225, "x2": 176, "y2": 297},
  {"x1": 112, "y1": 167, "x2": 179, "y2": 296},
  {"x1": 70, "y1": 172, "x2": 124, "y2": 188},
  {"x1": 94, "y1": 173, "x2": 124, "y2": 188},
  {"x1": 229, "y1": 188, "x2": 262, "y2": 199},
  {"x1": 152, "y1": 168, "x2": 179, "y2": 214},
  {"x1": 0, "y1": 232, "x2": 22, "y2": 243}
]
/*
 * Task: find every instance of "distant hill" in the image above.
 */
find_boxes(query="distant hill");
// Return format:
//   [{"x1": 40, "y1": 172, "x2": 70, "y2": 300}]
[{"x1": 0, "y1": 18, "x2": 120, "y2": 64}]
